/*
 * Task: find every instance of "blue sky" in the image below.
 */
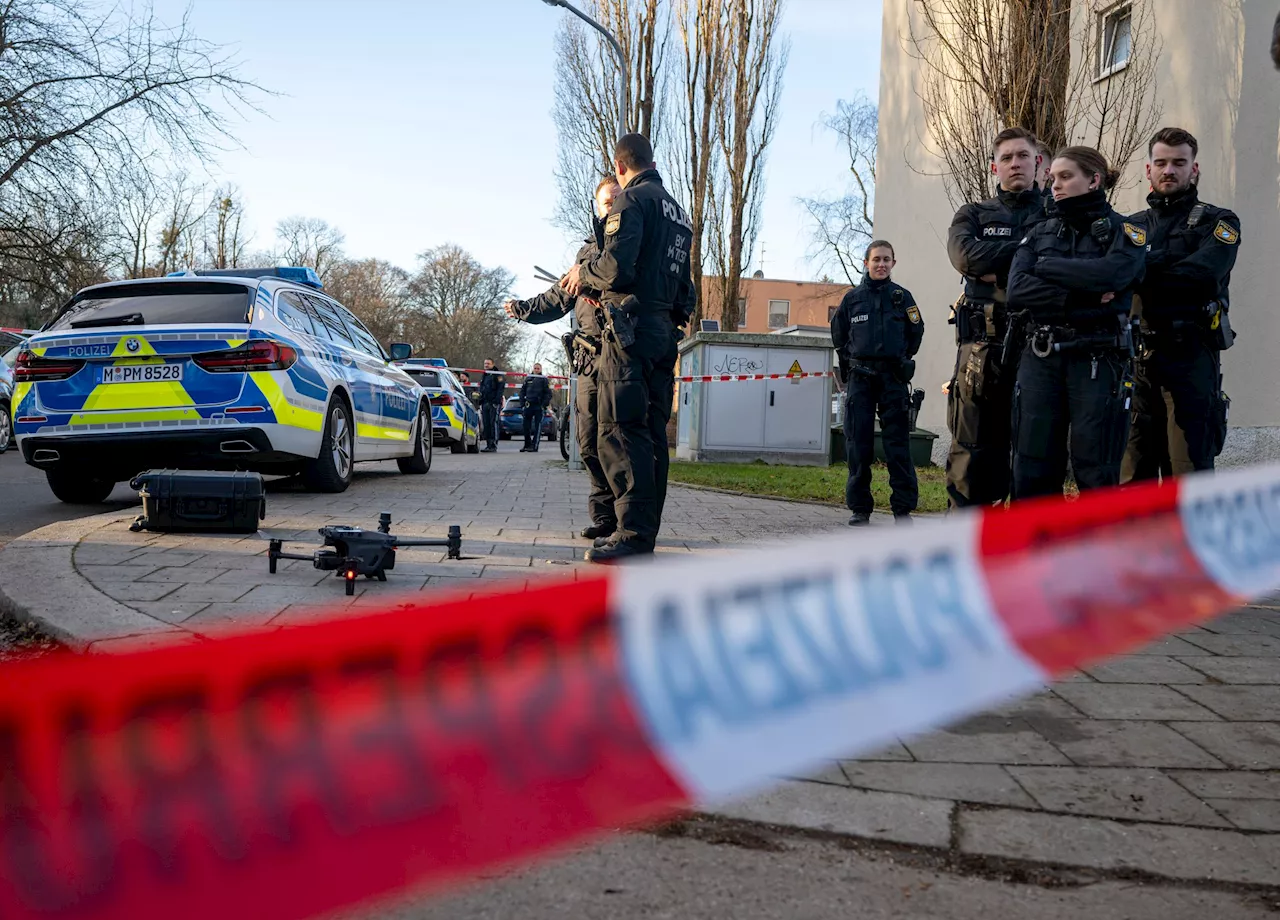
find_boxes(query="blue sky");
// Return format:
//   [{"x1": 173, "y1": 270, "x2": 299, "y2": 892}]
[{"x1": 151, "y1": 0, "x2": 883, "y2": 297}]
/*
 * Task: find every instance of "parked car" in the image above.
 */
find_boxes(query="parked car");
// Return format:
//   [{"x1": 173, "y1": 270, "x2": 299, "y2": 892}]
[
  {"x1": 498, "y1": 396, "x2": 557, "y2": 441},
  {"x1": 394, "y1": 359, "x2": 480, "y2": 454},
  {"x1": 1, "y1": 330, "x2": 36, "y2": 454},
  {"x1": 12, "y1": 267, "x2": 432, "y2": 503}
]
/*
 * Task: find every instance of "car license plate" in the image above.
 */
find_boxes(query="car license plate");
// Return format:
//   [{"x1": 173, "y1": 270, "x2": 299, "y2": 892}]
[{"x1": 100, "y1": 364, "x2": 184, "y2": 384}]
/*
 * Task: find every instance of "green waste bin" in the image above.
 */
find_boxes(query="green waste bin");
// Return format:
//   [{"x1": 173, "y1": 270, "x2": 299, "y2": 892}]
[{"x1": 830, "y1": 425, "x2": 938, "y2": 467}]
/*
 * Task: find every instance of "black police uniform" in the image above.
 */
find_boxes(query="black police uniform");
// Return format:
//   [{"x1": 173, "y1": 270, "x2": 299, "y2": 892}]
[
  {"x1": 830, "y1": 275, "x2": 924, "y2": 519},
  {"x1": 518, "y1": 372, "x2": 551, "y2": 451},
  {"x1": 1122, "y1": 187, "x2": 1240, "y2": 481},
  {"x1": 478, "y1": 367, "x2": 505, "y2": 450},
  {"x1": 1006, "y1": 189, "x2": 1147, "y2": 499},
  {"x1": 511, "y1": 232, "x2": 616, "y2": 532},
  {"x1": 576, "y1": 168, "x2": 695, "y2": 558},
  {"x1": 945, "y1": 186, "x2": 1047, "y2": 509}
]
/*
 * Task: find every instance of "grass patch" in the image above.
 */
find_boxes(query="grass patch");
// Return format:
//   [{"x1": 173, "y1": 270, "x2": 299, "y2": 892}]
[{"x1": 667, "y1": 460, "x2": 949, "y2": 514}]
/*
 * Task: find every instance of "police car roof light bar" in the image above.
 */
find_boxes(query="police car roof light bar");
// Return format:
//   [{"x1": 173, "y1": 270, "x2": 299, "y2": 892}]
[{"x1": 164, "y1": 267, "x2": 325, "y2": 290}]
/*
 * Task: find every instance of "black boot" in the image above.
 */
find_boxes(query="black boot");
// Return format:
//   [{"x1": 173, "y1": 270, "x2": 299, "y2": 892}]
[
  {"x1": 584, "y1": 541, "x2": 652, "y2": 564},
  {"x1": 580, "y1": 523, "x2": 616, "y2": 540},
  {"x1": 848, "y1": 512, "x2": 871, "y2": 527}
]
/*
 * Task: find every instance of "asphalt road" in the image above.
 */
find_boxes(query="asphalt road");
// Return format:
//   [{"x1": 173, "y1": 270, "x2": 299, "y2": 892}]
[{"x1": 0, "y1": 451, "x2": 138, "y2": 546}]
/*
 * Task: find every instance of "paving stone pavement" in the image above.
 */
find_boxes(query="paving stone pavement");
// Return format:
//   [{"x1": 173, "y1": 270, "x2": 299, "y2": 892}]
[{"x1": 1, "y1": 449, "x2": 1277, "y2": 889}]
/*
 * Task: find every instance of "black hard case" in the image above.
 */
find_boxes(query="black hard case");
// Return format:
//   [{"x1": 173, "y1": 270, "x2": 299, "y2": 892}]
[{"x1": 130, "y1": 469, "x2": 266, "y2": 534}]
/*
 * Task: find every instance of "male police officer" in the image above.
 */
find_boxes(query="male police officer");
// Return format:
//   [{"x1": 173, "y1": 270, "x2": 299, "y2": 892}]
[
  {"x1": 505, "y1": 176, "x2": 622, "y2": 538},
  {"x1": 831, "y1": 241, "x2": 923, "y2": 526},
  {"x1": 561, "y1": 133, "x2": 695, "y2": 564},
  {"x1": 478, "y1": 358, "x2": 504, "y2": 452},
  {"x1": 944, "y1": 127, "x2": 1047, "y2": 509},
  {"x1": 1122, "y1": 128, "x2": 1240, "y2": 481},
  {"x1": 518, "y1": 363, "x2": 551, "y2": 452}
]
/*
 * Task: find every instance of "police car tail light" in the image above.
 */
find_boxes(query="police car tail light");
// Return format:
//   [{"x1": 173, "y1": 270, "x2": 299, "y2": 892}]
[
  {"x1": 194, "y1": 340, "x2": 298, "y2": 373},
  {"x1": 429, "y1": 393, "x2": 454, "y2": 407},
  {"x1": 13, "y1": 351, "x2": 84, "y2": 382}
]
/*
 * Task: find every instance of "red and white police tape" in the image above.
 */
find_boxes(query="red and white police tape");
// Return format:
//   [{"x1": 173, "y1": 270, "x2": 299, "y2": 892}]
[
  {"x1": 0, "y1": 464, "x2": 1277, "y2": 920},
  {"x1": 674, "y1": 370, "x2": 836, "y2": 383}
]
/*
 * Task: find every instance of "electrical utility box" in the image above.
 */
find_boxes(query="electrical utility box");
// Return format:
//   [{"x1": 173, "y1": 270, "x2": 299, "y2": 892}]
[{"x1": 676, "y1": 331, "x2": 835, "y2": 466}]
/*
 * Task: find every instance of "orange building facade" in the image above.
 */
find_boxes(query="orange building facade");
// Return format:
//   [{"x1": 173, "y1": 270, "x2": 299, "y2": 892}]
[{"x1": 703, "y1": 275, "x2": 852, "y2": 334}]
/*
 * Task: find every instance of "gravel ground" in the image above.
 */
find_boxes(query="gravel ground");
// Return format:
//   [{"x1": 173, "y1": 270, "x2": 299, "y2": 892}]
[{"x1": 0, "y1": 615, "x2": 62, "y2": 662}]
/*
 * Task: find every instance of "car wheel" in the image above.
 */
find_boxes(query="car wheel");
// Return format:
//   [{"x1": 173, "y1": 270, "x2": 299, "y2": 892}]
[
  {"x1": 449, "y1": 430, "x2": 467, "y2": 454},
  {"x1": 46, "y1": 468, "x2": 115, "y2": 504},
  {"x1": 466, "y1": 424, "x2": 480, "y2": 454},
  {"x1": 302, "y1": 395, "x2": 355, "y2": 492},
  {"x1": 0, "y1": 400, "x2": 10, "y2": 453},
  {"x1": 397, "y1": 402, "x2": 433, "y2": 474}
]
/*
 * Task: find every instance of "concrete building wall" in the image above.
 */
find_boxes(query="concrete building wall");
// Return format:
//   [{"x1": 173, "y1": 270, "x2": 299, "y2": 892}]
[{"x1": 874, "y1": 0, "x2": 1280, "y2": 462}]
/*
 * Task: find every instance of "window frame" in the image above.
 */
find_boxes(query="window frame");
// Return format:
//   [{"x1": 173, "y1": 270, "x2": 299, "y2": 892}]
[
  {"x1": 275, "y1": 290, "x2": 321, "y2": 339},
  {"x1": 303, "y1": 293, "x2": 358, "y2": 349},
  {"x1": 1096, "y1": 3, "x2": 1133, "y2": 80},
  {"x1": 766, "y1": 299, "x2": 791, "y2": 330}
]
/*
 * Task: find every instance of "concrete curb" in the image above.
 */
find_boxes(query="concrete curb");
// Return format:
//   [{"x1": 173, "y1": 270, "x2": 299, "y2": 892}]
[{"x1": 0, "y1": 511, "x2": 178, "y2": 651}]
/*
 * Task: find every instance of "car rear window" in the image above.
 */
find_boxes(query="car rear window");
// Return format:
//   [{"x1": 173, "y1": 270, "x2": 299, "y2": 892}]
[
  {"x1": 405, "y1": 369, "x2": 442, "y2": 388},
  {"x1": 47, "y1": 282, "x2": 255, "y2": 331}
]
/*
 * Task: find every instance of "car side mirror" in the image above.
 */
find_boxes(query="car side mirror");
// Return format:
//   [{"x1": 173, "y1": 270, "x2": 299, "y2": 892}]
[{"x1": 389, "y1": 342, "x2": 412, "y2": 361}]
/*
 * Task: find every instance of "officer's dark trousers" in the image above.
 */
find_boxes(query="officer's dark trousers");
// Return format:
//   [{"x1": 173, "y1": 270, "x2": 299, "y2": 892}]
[
  {"x1": 1012, "y1": 346, "x2": 1132, "y2": 500},
  {"x1": 1122, "y1": 339, "x2": 1222, "y2": 482},
  {"x1": 946, "y1": 339, "x2": 1017, "y2": 508},
  {"x1": 574, "y1": 372, "x2": 615, "y2": 529},
  {"x1": 481, "y1": 402, "x2": 500, "y2": 449},
  {"x1": 522, "y1": 407, "x2": 541, "y2": 450},
  {"x1": 845, "y1": 368, "x2": 917, "y2": 516},
  {"x1": 596, "y1": 312, "x2": 675, "y2": 550}
]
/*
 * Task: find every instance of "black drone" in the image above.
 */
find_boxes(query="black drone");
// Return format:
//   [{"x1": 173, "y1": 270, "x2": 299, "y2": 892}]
[{"x1": 268, "y1": 513, "x2": 463, "y2": 595}]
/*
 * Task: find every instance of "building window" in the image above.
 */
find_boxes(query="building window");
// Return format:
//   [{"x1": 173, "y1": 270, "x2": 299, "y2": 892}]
[
  {"x1": 736, "y1": 298, "x2": 747, "y2": 330},
  {"x1": 767, "y1": 299, "x2": 790, "y2": 329},
  {"x1": 1097, "y1": 4, "x2": 1132, "y2": 78},
  {"x1": 827, "y1": 305, "x2": 839, "y2": 323}
]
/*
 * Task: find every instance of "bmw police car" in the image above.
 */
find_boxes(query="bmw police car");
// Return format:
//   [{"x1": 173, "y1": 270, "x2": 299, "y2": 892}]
[
  {"x1": 12, "y1": 267, "x2": 433, "y2": 503},
  {"x1": 393, "y1": 359, "x2": 480, "y2": 454}
]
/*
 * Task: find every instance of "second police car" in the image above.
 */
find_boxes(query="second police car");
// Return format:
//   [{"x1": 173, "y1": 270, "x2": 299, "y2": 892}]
[
  {"x1": 11, "y1": 267, "x2": 433, "y2": 503},
  {"x1": 394, "y1": 359, "x2": 481, "y2": 454}
]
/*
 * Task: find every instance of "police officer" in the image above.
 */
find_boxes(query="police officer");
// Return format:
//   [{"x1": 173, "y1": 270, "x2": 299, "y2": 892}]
[
  {"x1": 945, "y1": 127, "x2": 1047, "y2": 509},
  {"x1": 1007, "y1": 146, "x2": 1147, "y2": 499},
  {"x1": 478, "y1": 358, "x2": 504, "y2": 452},
  {"x1": 830, "y1": 240, "x2": 923, "y2": 525},
  {"x1": 561, "y1": 133, "x2": 695, "y2": 564},
  {"x1": 505, "y1": 176, "x2": 621, "y2": 537},
  {"x1": 1122, "y1": 128, "x2": 1240, "y2": 482},
  {"x1": 518, "y1": 363, "x2": 551, "y2": 452}
]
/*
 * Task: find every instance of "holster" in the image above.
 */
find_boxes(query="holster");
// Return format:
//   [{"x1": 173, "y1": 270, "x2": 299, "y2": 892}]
[
  {"x1": 598, "y1": 295, "x2": 638, "y2": 349},
  {"x1": 894, "y1": 358, "x2": 916, "y2": 384},
  {"x1": 1209, "y1": 301, "x2": 1235, "y2": 351}
]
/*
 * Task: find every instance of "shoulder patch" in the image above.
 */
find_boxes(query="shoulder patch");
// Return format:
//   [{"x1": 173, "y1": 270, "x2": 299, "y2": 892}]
[
  {"x1": 605, "y1": 213, "x2": 621, "y2": 235},
  {"x1": 1123, "y1": 222, "x2": 1147, "y2": 246},
  {"x1": 906, "y1": 305, "x2": 921, "y2": 325},
  {"x1": 1213, "y1": 220, "x2": 1239, "y2": 245}
]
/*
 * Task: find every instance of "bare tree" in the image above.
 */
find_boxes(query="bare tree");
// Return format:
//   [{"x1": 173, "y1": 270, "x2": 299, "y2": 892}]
[
  {"x1": 672, "y1": 0, "x2": 728, "y2": 324},
  {"x1": 109, "y1": 160, "x2": 164, "y2": 279},
  {"x1": 204, "y1": 187, "x2": 247, "y2": 269},
  {"x1": 550, "y1": 0, "x2": 672, "y2": 236},
  {"x1": 800, "y1": 93, "x2": 878, "y2": 287},
  {"x1": 275, "y1": 216, "x2": 345, "y2": 281},
  {"x1": 155, "y1": 172, "x2": 208, "y2": 275},
  {"x1": 710, "y1": 0, "x2": 788, "y2": 327},
  {"x1": 325, "y1": 258, "x2": 410, "y2": 347},
  {"x1": 0, "y1": 0, "x2": 263, "y2": 302},
  {"x1": 403, "y1": 244, "x2": 521, "y2": 371},
  {"x1": 907, "y1": 0, "x2": 1159, "y2": 209}
]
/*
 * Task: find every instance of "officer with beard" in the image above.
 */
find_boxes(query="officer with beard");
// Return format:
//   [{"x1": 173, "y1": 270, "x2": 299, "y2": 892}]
[
  {"x1": 1122, "y1": 128, "x2": 1241, "y2": 481},
  {"x1": 944, "y1": 127, "x2": 1048, "y2": 509},
  {"x1": 506, "y1": 177, "x2": 621, "y2": 535}
]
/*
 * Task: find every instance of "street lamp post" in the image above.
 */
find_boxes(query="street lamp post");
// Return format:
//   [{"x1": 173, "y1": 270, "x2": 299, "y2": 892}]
[{"x1": 540, "y1": 0, "x2": 630, "y2": 473}]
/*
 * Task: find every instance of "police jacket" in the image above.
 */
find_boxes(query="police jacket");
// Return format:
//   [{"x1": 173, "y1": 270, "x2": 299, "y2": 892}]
[
  {"x1": 512, "y1": 232, "x2": 605, "y2": 339},
  {"x1": 478, "y1": 370, "x2": 505, "y2": 405},
  {"x1": 830, "y1": 275, "x2": 924, "y2": 361},
  {"x1": 947, "y1": 186, "x2": 1047, "y2": 303},
  {"x1": 1133, "y1": 186, "x2": 1240, "y2": 330},
  {"x1": 1007, "y1": 189, "x2": 1146, "y2": 330},
  {"x1": 519, "y1": 374, "x2": 551, "y2": 410},
  {"x1": 578, "y1": 169, "x2": 696, "y2": 326}
]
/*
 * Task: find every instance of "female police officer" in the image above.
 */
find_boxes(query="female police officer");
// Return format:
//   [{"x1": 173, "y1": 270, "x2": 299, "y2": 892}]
[{"x1": 1006, "y1": 146, "x2": 1146, "y2": 500}]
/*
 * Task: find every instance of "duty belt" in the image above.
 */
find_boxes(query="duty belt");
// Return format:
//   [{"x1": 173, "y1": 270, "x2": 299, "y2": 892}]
[
  {"x1": 951, "y1": 299, "x2": 1008, "y2": 344},
  {"x1": 1028, "y1": 323, "x2": 1132, "y2": 359}
]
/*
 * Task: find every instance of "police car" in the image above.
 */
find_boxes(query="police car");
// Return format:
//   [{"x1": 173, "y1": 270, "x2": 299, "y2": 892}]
[
  {"x1": 393, "y1": 359, "x2": 480, "y2": 454},
  {"x1": 12, "y1": 267, "x2": 433, "y2": 503}
]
